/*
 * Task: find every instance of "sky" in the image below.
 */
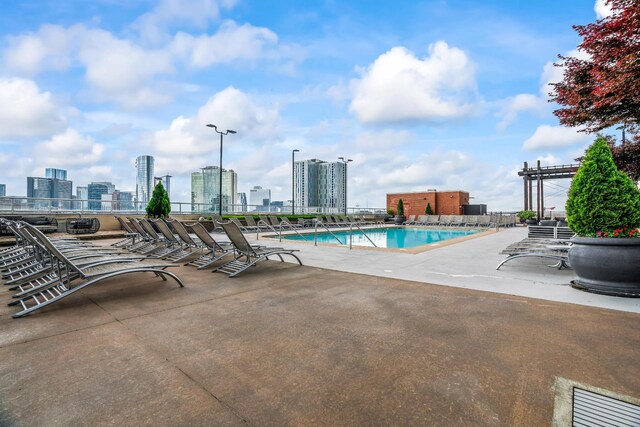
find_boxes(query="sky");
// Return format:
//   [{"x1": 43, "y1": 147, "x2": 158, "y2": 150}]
[{"x1": 0, "y1": 0, "x2": 616, "y2": 211}]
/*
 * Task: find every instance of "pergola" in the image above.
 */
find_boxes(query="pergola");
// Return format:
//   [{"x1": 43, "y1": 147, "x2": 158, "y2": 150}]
[{"x1": 518, "y1": 161, "x2": 579, "y2": 220}]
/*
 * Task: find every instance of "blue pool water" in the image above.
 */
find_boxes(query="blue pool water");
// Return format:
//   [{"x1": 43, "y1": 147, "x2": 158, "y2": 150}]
[{"x1": 280, "y1": 227, "x2": 479, "y2": 249}]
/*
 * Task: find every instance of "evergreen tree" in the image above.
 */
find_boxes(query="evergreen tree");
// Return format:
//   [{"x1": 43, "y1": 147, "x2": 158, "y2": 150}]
[
  {"x1": 396, "y1": 198, "x2": 404, "y2": 216},
  {"x1": 425, "y1": 203, "x2": 433, "y2": 215},
  {"x1": 566, "y1": 136, "x2": 640, "y2": 236},
  {"x1": 146, "y1": 181, "x2": 171, "y2": 218}
]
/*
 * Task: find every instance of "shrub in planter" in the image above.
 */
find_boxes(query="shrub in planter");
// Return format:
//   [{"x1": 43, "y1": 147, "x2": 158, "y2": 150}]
[
  {"x1": 425, "y1": 203, "x2": 433, "y2": 215},
  {"x1": 566, "y1": 136, "x2": 640, "y2": 296},
  {"x1": 394, "y1": 199, "x2": 406, "y2": 225},
  {"x1": 517, "y1": 210, "x2": 536, "y2": 223},
  {"x1": 146, "y1": 182, "x2": 171, "y2": 218}
]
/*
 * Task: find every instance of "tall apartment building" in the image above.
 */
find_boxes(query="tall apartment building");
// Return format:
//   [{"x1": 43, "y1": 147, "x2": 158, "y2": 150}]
[
  {"x1": 45, "y1": 168, "x2": 67, "y2": 180},
  {"x1": 154, "y1": 174, "x2": 172, "y2": 199},
  {"x1": 249, "y1": 186, "x2": 271, "y2": 211},
  {"x1": 190, "y1": 166, "x2": 237, "y2": 213},
  {"x1": 27, "y1": 174, "x2": 73, "y2": 209},
  {"x1": 237, "y1": 192, "x2": 247, "y2": 213},
  {"x1": 76, "y1": 186, "x2": 88, "y2": 210},
  {"x1": 294, "y1": 159, "x2": 346, "y2": 212},
  {"x1": 0, "y1": 184, "x2": 6, "y2": 197},
  {"x1": 87, "y1": 182, "x2": 115, "y2": 210},
  {"x1": 135, "y1": 155, "x2": 154, "y2": 205}
]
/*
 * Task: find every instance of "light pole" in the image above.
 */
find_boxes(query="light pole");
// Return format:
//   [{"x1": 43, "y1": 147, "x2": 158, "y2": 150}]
[
  {"x1": 292, "y1": 149, "x2": 299, "y2": 215},
  {"x1": 338, "y1": 157, "x2": 353, "y2": 216},
  {"x1": 206, "y1": 124, "x2": 236, "y2": 216}
]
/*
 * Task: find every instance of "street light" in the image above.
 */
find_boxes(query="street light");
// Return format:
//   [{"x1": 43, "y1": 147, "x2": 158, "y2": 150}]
[
  {"x1": 292, "y1": 149, "x2": 299, "y2": 215},
  {"x1": 338, "y1": 157, "x2": 353, "y2": 215},
  {"x1": 206, "y1": 124, "x2": 236, "y2": 216}
]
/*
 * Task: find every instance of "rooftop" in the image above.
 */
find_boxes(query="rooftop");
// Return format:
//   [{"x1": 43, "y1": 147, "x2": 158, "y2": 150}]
[{"x1": 1, "y1": 227, "x2": 639, "y2": 425}]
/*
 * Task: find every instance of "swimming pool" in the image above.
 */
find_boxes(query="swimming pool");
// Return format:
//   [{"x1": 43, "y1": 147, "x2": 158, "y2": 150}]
[{"x1": 279, "y1": 227, "x2": 480, "y2": 249}]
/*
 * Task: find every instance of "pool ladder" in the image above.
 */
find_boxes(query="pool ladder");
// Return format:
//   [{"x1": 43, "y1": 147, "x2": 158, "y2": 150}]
[{"x1": 258, "y1": 220, "x2": 378, "y2": 249}]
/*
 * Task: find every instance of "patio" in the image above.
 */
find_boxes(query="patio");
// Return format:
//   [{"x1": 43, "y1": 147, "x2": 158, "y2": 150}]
[{"x1": 0, "y1": 227, "x2": 639, "y2": 425}]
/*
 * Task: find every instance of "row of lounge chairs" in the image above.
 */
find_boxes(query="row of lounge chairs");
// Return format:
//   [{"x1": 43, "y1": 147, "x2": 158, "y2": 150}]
[
  {"x1": 114, "y1": 217, "x2": 302, "y2": 278},
  {"x1": 0, "y1": 218, "x2": 183, "y2": 318},
  {"x1": 405, "y1": 214, "x2": 516, "y2": 227},
  {"x1": 227, "y1": 214, "x2": 381, "y2": 233},
  {"x1": 1, "y1": 217, "x2": 302, "y2": 318}
]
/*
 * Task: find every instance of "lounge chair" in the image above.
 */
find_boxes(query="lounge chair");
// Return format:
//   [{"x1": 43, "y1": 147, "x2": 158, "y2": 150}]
[
  {"x1": 113, "y1": 216, "x2": 140, "y2": 248},
  {"x1": 185, "y1": 222, "x2": 235, "y2": 269},
  {"x1": 496, "y1": 238, "x2": 572, "y2": 270},
  {"x1": 245, "y1": 216, "x2": 270, "y2": 232},
  {"x1": 165, "y1": 219, "x2": 205, "y2": 262},
  {"x1": 9, "y1": 224, "x2": 184, "y2": 318},
  {"x1": 214, "y1": 221, "x2": 302, "y2": 277}
]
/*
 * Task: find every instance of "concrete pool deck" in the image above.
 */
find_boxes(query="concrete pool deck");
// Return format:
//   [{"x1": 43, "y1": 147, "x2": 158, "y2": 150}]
[{"x1": 0, "y1": 226, "x2": 639, "y2": 425}]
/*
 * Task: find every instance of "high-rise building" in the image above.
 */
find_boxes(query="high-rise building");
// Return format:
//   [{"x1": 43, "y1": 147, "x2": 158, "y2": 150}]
[
  {"x1": 135, "y1": 155, "x2": 154, "y2": 205},
  {"x1": 154, "y1": 174, "x2": 172, "y2": 199},
  {"x1": 190, "y1": 166, "x2": 237, "y2": 213},
  {"x1": 27, "y1": 174, "x2": 73, "y2": 209},
  {"x1": 249, "y1": 186, "x2": 271, "y2": 212},
  {"x1": 76, "y1": 186, "x2": 88, "y2": 210},
  {"x1": 294, "y1": 159, "x2": 346, "y2": 212},
  {"x1": 237, "y1": 192, "x2": 247, "y2": 212},
  {"x1": 87, "y1": 182, "x2": 114, "y2": 210},
  {"x1": 45, "y1": 168, "x2": 67, "y2": 180},
  {"x1": 0, "y1": 184, "x2": 6, "y2": 197}
]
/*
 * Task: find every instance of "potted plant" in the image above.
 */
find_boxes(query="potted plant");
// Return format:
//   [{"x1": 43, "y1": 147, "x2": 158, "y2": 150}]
[
  {"x1": 517, "y1": 210, "x2": 537, "y2": 225},
  {"x1": 394, "y1": 199, "x2": 406, "y2": 225},
  {"x1": 566, "y1": 136, "x2": 640, "y2": 296},
  {"x1": 425, "y1": 203, "x2": 434, "y2": 215},
  {"x1": 146, "y1": 181, "x2": 171, "y2": 218}
]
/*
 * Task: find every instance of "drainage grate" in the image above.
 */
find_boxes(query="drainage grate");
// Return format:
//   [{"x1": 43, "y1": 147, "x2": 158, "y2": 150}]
[{"x1": 573, "y1": 387, "x2": 640, "y2": 427}]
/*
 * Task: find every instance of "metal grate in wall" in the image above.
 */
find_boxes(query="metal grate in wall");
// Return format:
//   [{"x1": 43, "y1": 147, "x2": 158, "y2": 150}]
[{"x1": 573, "y1": 387, "x2": 640, "y2": 427}]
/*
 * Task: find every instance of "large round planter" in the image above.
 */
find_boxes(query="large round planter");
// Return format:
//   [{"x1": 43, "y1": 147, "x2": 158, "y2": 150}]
[
  {"x1": 569, "y1": 237, "x2": 640, "y2": 297},
  {"x1": 525, "y1": 219, "x2": 538, "y2": 226},
  {"x1": 394, "y1": 215, "x2": 406, "y2": 225}
]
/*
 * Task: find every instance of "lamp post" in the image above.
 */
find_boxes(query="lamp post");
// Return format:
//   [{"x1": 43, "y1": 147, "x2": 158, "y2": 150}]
[
  {"x1": 338, "y1": 157, "x2": 353, "y2": 216},
  {"x1": 206, "y1": 124, "x2": 236, "y2": 216},
  {"x1": 292, "y1": 149, "x2": 299, "y2": 215}
]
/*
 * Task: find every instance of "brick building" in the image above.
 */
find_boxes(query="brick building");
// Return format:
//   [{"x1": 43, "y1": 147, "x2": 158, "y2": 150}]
[{"x1": 386, "y1": 190, "x2": 470, "y2": 216}]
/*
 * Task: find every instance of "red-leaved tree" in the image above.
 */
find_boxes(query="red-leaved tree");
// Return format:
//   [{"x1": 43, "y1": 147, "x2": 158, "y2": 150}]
[{"x1": 550, "y1": 0, "x2": 640, "y2": 133}]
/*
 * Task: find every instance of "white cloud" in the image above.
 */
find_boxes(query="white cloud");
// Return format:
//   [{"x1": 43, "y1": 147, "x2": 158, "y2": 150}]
[
  {"x1": 78, "y1": 28, "x2": 174, "y2": 108},
  {"x1": 594, "y1": 0, "x2": 613, "y2": 19},
  {"x1": 497, "y1": 49, "x2": 589, "y2": 129},
  {"x1": 0, "y1": 77, "x2": 67, "y2": 138},
  {"x1": 497, "y1": 94, "x2": 548, "y2": 129},
  {"x1": 35, "y1": 129, "x2": 105, "y2": 167},
  {"x1": 523, "y1": 125, "x2": 591, "y2": 150},
  {"x1": 171, "y1": 21, "x2": 279, "y2": 67},
  {"x1": 149, "y1": 86, "x2": 279, "y2": 174},
  {"x1": 133, "y1": 0, "x2": 238, "y2": 43},
  {"x1": 2, "y1": 24, "x2": 78, "y2": 75},
  {"x1": 349, "y1": 41, "x2": 478, "y2": 123}
]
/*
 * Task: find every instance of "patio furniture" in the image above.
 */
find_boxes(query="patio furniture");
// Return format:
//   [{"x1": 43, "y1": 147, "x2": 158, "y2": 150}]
[
  {"x1": 66, "y1": 218, "x2": 100, "y2": 234},
  {"x1": 164, "y1": 219, "x2": 205, "y2": 262},
  {"x1": 214, "y1": 221, "x2": 302, "y2": 277},
  {"x1": 496, "y1": 238, "x2": 572, "y2": 270},
  {"x1": 185, "y1": 222, "x2": 235, "y2": 269},
  {"x1": 8, "y1": 224, "x2": 183, "y2": 318}
]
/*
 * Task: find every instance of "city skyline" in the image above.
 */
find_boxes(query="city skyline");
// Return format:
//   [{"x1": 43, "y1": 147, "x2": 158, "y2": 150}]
[{"x1": 0, "y1": 1, "x2": 617, "y2": 211}]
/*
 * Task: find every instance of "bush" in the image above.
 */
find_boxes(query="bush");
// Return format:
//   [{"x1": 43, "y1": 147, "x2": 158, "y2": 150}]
[
  {"x1": 425, "y1": 203, "x2": 433, "y2": 215},
  {"x1": 517, "y1": 210, "x2": 536, "y2": 221},
  {"x1": 396, "y1": 199, "x2": 404, "y2": 216},
  {"x1": 146, "y1": 181, "x2": 171, "y2": 218},
  {"x1": 387, "y1": 208, "x2": 395, "y2": 216},
  {"x1": 566, "y1": 136, "x2": 640, "y2": 236}
]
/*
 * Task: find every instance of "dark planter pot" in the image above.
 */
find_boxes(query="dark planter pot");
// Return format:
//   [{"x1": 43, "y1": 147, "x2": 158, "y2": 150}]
[
  {"x1": 539, "y1": 220, "x2": 557, "y2": 226},
  {"x1": 569, "y1": 237, "x2": 640, "y2": 297},
  {"x1": 525, "y1": 219, "x2": 538, "y2": 226},
  {"x1": 394, "y1": 215, "x2": 406, "y2": 225}
]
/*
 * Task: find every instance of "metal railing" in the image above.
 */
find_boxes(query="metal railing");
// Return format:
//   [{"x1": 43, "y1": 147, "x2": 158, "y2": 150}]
[{"x1": 0, "y1": 196, "x2": 385, "y2": 216}]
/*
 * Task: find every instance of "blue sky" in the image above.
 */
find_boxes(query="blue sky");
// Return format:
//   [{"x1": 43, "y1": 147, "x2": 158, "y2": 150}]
[{"x1": 0, "y1": 0, "x2": 615, "y2": 211}]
